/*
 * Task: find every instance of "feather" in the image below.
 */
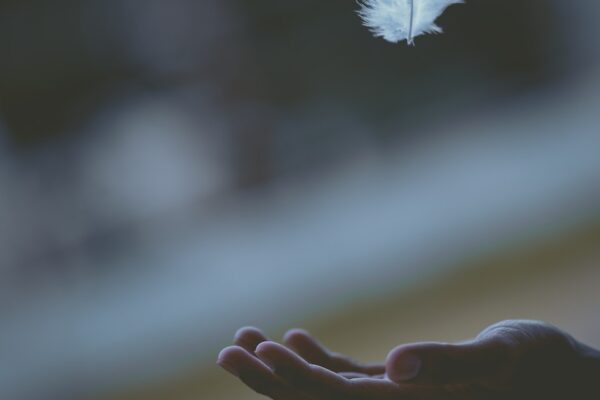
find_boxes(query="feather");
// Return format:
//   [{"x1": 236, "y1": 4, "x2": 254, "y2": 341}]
[{"x1": 358, "y1": 0, "x2": 463, "y2": 45}]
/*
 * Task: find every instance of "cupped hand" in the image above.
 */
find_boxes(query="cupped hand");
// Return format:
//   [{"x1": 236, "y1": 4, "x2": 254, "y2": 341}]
[
  {"x1": 217, "y1": 320, "x2": 600, "y2": 400},
  {"x1": 217, "y1": 327, "x2": 386, "y2": 400}
]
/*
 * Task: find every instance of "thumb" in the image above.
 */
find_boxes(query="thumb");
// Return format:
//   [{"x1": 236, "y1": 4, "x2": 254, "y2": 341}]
[{"x1": 385, "y1": 336, "x2": 512, "y2": 384}]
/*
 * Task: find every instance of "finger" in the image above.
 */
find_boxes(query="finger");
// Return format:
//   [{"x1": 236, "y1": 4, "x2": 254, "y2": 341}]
[
  {"x1": 256, "y1": 341, "x2": 351, "y2": 399},
  {"x1": 385, "y1": 335, "x2": 512, "y2": 385},
  {"x1": 217, "y1": 346, "x2": 305, "y2": 399},
  {"x1": 339, "y1": 372, "x2": 386, "y2": 380},
  {"x1": 284, "y1": 329, "x2": 385, "y2": 375},
  {"x1": 234, "y1": 326, "x2": 269, "y2": 354},
  {"x1": 339, "y1": 372, "x2": 376, "y2": 379}
]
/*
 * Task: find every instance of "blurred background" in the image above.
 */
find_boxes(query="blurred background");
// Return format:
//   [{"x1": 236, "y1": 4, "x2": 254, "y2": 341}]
[{"x1": 1, "y1": 0, "x2": 600, "y2": 399}]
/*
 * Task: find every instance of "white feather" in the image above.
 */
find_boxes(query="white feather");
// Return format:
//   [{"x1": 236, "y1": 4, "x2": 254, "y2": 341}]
[{"x1": 358, "y1": 0, "x2": 463, "y2": 45}]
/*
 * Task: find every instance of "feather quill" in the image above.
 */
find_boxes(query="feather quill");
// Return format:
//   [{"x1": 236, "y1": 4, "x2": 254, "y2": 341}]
[{"x1": 358, "y1": 0, "x2": 463, "y2": 45}]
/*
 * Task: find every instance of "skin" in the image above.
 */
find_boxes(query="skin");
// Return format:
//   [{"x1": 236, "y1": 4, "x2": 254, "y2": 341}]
[{"x1": 217, "y1": 320, "x2": 600, "y2": 400}]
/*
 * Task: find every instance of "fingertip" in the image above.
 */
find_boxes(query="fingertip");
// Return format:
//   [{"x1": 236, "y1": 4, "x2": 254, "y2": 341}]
[
  {"x1": 217, "y1": 346, "x2": 248, "y2": 376},
  {"x1": 234, "y1": 326, "x2": 267, "y2": 345},
  {"x1": 283, "y1": 328, "x2": 312, "y2": 343},
  {"x1": 385, "y1": 345, "x2": 408, "y2": 367},
  {"x1": 218, "y1": 345, "x2": 246, "y2": 363},
  {"x1": 283, "y1": 328, "x2": 325, "y2": 359},
  {"x1": 255, "y1": 342, "x2": 282, "y2": 370},
  {"x1": 234, "y1": 326, "x2": 268, "y2": 353},
  {"x1": 255, "y1": 340, "x2": 283, "y2": 358},
  {"x1": 283, "y1": 329, "x2": 317, "y2": 353},
  {"x1": 234, "y1": 326, "x2": 264, "y2": 340},
  {"x1": 385, "y1": 345, "x2": 422, "y2": 382}
]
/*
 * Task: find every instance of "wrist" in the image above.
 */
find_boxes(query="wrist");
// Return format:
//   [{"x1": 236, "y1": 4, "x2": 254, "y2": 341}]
[{"x1": 572, "y1": 340, "x2": 600, "y2": 397}]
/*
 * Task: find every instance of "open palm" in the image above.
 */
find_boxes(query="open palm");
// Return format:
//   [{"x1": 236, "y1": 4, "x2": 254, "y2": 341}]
[{"x1": 218, "y1": 320, "x2": 599, "y2": 400}]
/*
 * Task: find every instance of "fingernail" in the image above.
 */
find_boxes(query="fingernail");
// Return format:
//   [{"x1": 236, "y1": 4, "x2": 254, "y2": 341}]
[
  {"x1": 217, "y1": 360, "x2": 239, "y2": 377},
  {"x1": 390, "y1": 353, "x2": 421, "y2": 381}
]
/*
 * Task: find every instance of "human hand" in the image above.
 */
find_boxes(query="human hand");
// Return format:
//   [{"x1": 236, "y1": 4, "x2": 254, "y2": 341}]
[
  {"x1": 217, "y1": 326, "x2": 386, "y2": 400},
  {"x1": 217, "y1": 320, "x2": 600, "y2": 399}
]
